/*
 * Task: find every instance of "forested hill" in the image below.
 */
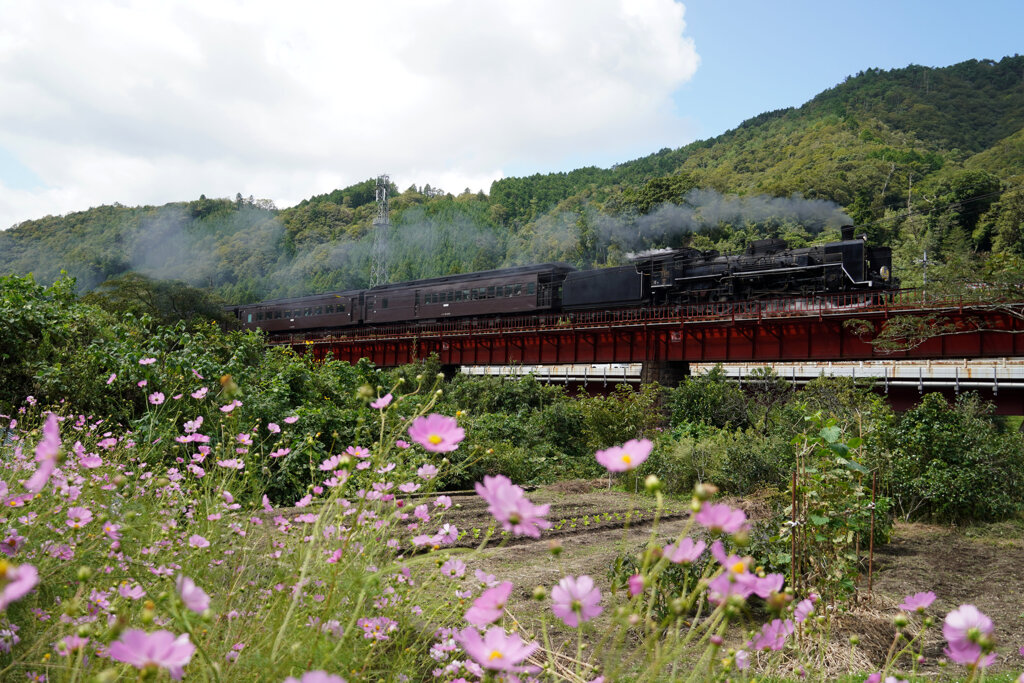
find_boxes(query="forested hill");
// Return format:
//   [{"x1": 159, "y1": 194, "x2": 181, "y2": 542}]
[{"x1": 2, "y1": 55, "x2": 1023, "y2": 306}]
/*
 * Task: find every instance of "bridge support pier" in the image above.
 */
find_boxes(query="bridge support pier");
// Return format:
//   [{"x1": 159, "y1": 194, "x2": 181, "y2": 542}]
[
  {"x1": 640, "y1": 361, "x2": 690, "y2": 387},
  {"x1": 440, "y1": 364, "x2": 461, "y2": 382}
]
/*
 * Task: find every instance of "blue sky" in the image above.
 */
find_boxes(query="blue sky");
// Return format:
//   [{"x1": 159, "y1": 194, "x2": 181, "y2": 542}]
[{"x1": 0, "y1": 0, "x2": 1021, "y2": 230}]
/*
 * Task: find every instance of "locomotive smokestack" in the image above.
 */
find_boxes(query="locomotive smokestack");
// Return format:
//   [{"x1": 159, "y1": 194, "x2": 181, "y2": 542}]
[{"x1": 841, "y1": 225, "x2": 855, "y2": 241}]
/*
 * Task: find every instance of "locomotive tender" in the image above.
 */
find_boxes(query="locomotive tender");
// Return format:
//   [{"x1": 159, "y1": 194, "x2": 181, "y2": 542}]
[{"x1": 231, "y1": 226, "x2": 894, "y2": 334}]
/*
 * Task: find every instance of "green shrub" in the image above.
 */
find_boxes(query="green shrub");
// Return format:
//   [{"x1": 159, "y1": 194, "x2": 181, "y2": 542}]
[
  {"x1": 664, "y1": 364, "x2": 749, "y2": 429},
  {"x1": 880, "y1": 392, "x2": 1024, "y2": 522}
]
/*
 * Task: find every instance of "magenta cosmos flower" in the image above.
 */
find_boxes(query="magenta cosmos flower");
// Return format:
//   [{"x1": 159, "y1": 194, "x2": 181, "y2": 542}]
[
  {"x1": 66, "y1": 506, "x2": 93, "y2": 529},
  {"x1": 370, "y1": 393, "x2": 393, "y2": 409},
  {"x1": 24, "y1": 412, "x2": 61, "y2": 493},
  {"x1": 898, "y1": 591, "x2": 936, "y2": 612},
  {"x1": 175, "y1": 575, "x2": 210, "y2": 614},
  {"x1": 551, "y1": 575, "x2": 603, "y2": 627},
  {"x1": 109, "y1": 629, "x2": 195, "y2": 680},
  {"x1": 663, "y1": 537, "x2": 706, "y2": 564},
  {"x1": 695, "y1": 502, "x2": 748, "y2": 535},
  {"x1": 594, "y1": 438, "x2": 653, "y2": 472},
  {"x1": 0, "y1": 561, "x2": 39, "y2": 609},
  {"x1": 465, "y1": 581, "x2": 514, "y2": 627},
  {"x1": 283, "y1": 673, "x2": 347, "y2": 683},
  {"x1": 456, "y1": 626, "x2": 539, "y2": 673},
  {"x1": 474, "y1": 475, "x2": 550, "y2": 538},
  {"x1": 408, "y1": 414, "x2": 465, "y2": 452},
  {"x1": 943, "y1": 604, "x2": 995, "y2": 666},
  {"x1": 748, "y1": 618, "x2": 795, "y2": 651}
]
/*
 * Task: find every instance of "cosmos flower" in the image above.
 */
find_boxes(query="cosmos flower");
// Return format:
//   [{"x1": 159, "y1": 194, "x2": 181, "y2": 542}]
[
  {"x1": 441, "y1": 559, "x2": 467, "y2": 578},
  {"x1": 455, "y1": 626, "x2": 539, "y2": 673},
  {"x1": 408, "y1": 414, "x2": 465, "y2": 453},
  {"x1": 594, "y1": 439, "x2": 653, "y2": 472},
  {"x1": 284, "y1": 416, "x2": 299, "y2": 424},
  {"x1": 267, "y1": 422, "x2": 280, "y2": 433},
  {"x1": 943, "y1": 604, "x2": 996, "y2": 666},
  {"x1": 551, "y1": 575, "x2": 603, "y2": 627},
  {"x1": 695, "y1": 502, "x2": 748, "y2": 535},
  {"x1": 283, "y1": 672, "x2": 347, "y2": 683},
  {"x1": 748, "y1": 619, "x2": 794, "y2": 651},
  {"x1": 66, "y1": 506, "x2": 93, "y2": 529},
  {"x1": 175, "y1": 575, "x2": 210, "y2": 614},
  {"x1": 0, "y1": 561, "x2": 39, "y2": 609},
  {"x1": 188, "y1": 535, "x2": 210, "y2": 549},
  {"x1": 370, "y1": 393, "x2": 393, "y2": 409},
  {"x1": 191, "y1": 387, "x2": 208, "y2": 400},
  {"x1": 149, "y1": 392, "x2": 165, "y2": 405},
  {"x1": 24, "y1": 413, "x2": 61, "y2": 493},
  {"x1": 474, "y1": 475, "x2": 550, "y2": 538},
  {"x1": 109, "y1": 629, "x2": 195, "y2": 680},
  {"x1": 417, "y1": 464, "x2": 438, "y2": 480},
  {"x1": 465, "y1": 582, "x2": 513, "y2": 627},
  {"x1": 663, "y1": 537, "x2": 706, "y2": 564},
  {"x1": 899, "y1": 591, "x2": 936, "y2": 612},
  {"x1": 139, "y1": 357, "x2": 157, "y2": 365}
]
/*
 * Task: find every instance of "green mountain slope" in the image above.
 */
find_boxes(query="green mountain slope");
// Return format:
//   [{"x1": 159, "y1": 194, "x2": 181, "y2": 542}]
[{"x1": 1, "y1": 55, "x2": 1022, "y2": 303}]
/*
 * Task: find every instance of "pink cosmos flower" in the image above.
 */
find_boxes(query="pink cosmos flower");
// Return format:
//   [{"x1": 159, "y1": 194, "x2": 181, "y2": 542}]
[
  {"x1": 109, "y1": 629, "x2": 195, "y2": 680},
  {"x1": 408, "y1": 414, "x2": 465, "y2": 453},
  {"x1": 268, "y1": 423, "x2": 281, "y2": 433},
  {"x1": 455, "y1": 626, "x2": 540, "y2": 673},
  {"x1": 188, "y1": 534, "x2": 210, "y2": 549},
  {"x1": 175, "y1": 575, "x2": 210, "y2": 614},
  {"x1": 899, "y1": 591, "x2": 936, "y2": 612},
  {"x1": 551, "y1": 575, "x2": 603, "y2": 627},
  {"x1": 370, "y1": 393, "x2": 393, "y2": 409},
  {"x1": 191, "y1": 387, "x2": 208, "y2": 400},
  {"x1": 217, "y1": 459, "x2": 244, "y2": 470},
  {"x1": 0, "y1": 561, "x2": 39, "y2": 609},
  {"x1": 270, "y1": 448, "x2": 291, "y2": 458},
  {"x1": 396, "y1": 439, "x2": 410, "y2": 449},
  {"x1": 663, "y1": 537, "x2": 706, "y2": 564},
  {"x1": 66, "y1": 506, "x2": 93, "y2": 528},
  {"x1": 138, "y1": 380, "x2": 147, "y2": 387},
  {"x1": 695, "y1": 502, "x2": 748, "y2": 535},
  {"x1": 748, "y1": 619, "x2": 795, "y2": 651},
  {"x1": 24, "y1": 413, "x2": 61, "y2": 493},
  {"x1": 103, "y1": 522, "x2": 122, "y2": 540},
  {"x1": 441, "y1": 559, "x2": 467, "y2": 578},
  {"x1": 474, "y1": 475, "x2": 550, "y2": 538},
  {"x1": 628, "y1": 574, "x2": 645, "y2": 597},
  {"x1": 943, "y1": 604, "x2": 995, "y2": 666},
  {"x1": 139, "y1": 357, "x2": 157, "y2": 365},
  {"x1": 465, "y1": 582, "x2": 513, "y2": 627},
  {"x1": 707, "y1": 540, "x2": 783, "y2": 605},
  {"x1": 149, "y1": 392, "x2": 165, "y2": 405},
  {"x1": 794, "y1": 598, "x2": 815, "y2": 623},
  {"x1": 220, "y1": 400, "x2": 242, "y2": 413},
  {"x1": 284, "y1": 416, "x2": 299, "y2": 424},
  {"x1": 283, "y1": 672, "x2": 347, "y2": 683},
  {"x1": 107, "y1": 374, "x2": 117, "y2": 384},
  {"x1": 417, "y1": 464, "x2": 438, "y2": 480},
  {"x1": 594, "y1": 438, "x2": 653, "y2": 472},
  {"x1": 735, "y1": 650, "x2": 750, "y2": 670}
]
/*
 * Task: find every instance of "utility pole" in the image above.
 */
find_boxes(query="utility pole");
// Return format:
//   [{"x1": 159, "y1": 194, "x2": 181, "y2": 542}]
[
  {"x1": 915, "y1": 250, "x2": 930, "y2": 297},
  {"x1": 370, "y1": 174, "x2": 389, "y2": 288}
]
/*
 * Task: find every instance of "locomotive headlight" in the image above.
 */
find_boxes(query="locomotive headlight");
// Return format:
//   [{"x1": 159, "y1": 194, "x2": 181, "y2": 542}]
[{"x1": 880, "y1": 265, "x2": 891, "y2": 281}]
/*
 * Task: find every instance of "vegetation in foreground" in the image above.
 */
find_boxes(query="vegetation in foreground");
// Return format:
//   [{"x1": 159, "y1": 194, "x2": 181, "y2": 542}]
[{"x1": 2, "y1": 273, "x2": 1024, "y2": 681}]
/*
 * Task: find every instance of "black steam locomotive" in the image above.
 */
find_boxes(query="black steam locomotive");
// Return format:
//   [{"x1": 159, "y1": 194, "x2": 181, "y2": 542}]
[{"x1": 230, "y1": 226, "x2": 894, "y2": 333}]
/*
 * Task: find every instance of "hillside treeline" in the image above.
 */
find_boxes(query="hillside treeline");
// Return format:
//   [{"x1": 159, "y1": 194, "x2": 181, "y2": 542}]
[{"x1": 1, "y1": 56, "x2": 1023, "y2": 305}]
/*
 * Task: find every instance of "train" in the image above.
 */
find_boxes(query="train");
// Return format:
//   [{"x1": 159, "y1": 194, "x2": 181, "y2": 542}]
[{"x1": 229, "y1": 225, "x2": 895, "y2": 334}]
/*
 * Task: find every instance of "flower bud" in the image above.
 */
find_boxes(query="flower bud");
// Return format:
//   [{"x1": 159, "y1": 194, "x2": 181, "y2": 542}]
[
  {"x1": 710, "y1": 635, "x2": 723, "y2": 646},
  {"x1": 894, "y1": 614, "x2": 909, "y2": 629},
  {"x1": 731, "y1": 530, "x2": 750, "y2": 547},
  {"x1": 694, "y1": 482, "x2": 719, "y2": 501},
  {"x1": 532, "y1": 586, "x2": 547, "y2": 601},
  {"x1": 77, "y1": 566, "x2": 92, "y2": 582},
  {"x1": 644, "y1": 475, "x2": 662, "y2": 493},
  {"x1": 548, "y1": 541, "x2": 562, "y2": 557},
  {"x1": 627, "y1": 614, "x2": 641, "y2": 626},
  {"x1": 670, "y1": 598, "x2": 686, "y2": 614},
  {"x1": 92, "y1": 669, "x2": 120, "y2": 683},
  {"x1": 849, "y1": 635, "x2": 859, "y2": 646}
]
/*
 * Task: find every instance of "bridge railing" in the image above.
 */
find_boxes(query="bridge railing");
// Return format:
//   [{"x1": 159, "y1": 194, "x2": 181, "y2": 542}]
[{"x1": 270, "y1": 289, "x2": 1014, "y2": 347}]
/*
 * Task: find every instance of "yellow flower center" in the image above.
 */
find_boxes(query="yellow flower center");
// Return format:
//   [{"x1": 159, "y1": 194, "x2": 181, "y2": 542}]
[
  {"x1": 730, "y1": 561, "x2": 746, "y2": 574},
  {"x1": 428, "y1": 434, "x2": 443, "y2": 445},
  {"x1": 488, "y1": 650, "x2": 504, "y2": 661},
  {"x1": 621, "y1": 454, "x2": 632, "y2": 464}
]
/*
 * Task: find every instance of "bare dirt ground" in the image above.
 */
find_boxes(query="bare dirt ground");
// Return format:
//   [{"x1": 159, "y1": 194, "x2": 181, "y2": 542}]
[{"x1": 441, "y1": 481, "x2": 1024, "y2": 677}]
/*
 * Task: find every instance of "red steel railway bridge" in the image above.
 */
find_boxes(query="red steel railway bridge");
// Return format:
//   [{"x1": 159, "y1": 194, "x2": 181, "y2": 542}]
[{"x1": 272, "y1": 291, "x2": 1024, "y2": 388}]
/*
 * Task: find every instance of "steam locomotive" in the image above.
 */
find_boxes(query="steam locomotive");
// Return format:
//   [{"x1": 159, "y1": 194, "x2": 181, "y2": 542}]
[{"x1": 230, "y1": 226, "x2": 894, "y2": 334}]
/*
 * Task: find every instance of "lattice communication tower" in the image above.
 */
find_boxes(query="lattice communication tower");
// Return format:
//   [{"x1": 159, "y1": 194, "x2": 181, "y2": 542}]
[{"x1": 370, "y1": 174, "x2": 390, "y2": 287}]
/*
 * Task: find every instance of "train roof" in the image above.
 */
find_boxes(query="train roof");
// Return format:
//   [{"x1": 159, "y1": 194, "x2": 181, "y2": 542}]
[
  {"x1": 366, "y1": 263, "x2": 577, "y2": 291},
  {"x1": 232, "y1": 289, "x2": 364, "y2": 308}
]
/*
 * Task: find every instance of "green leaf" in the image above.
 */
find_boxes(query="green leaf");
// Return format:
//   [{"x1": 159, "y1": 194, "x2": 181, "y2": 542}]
[
  {"x1": 809, "y1": 514, "x2": 830, "y2": 526},
  {"x1": 819, "y1": 426, "x2": 841, "y2": 443}
]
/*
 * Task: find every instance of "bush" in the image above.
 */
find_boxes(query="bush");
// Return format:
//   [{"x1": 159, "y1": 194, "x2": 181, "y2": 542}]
[
  {"x1": 881, "y1": 392, "x2": 1024, "y2": 522},
  {"x1": 664, "y1": 364, "x2": 749, "y2": 429}
]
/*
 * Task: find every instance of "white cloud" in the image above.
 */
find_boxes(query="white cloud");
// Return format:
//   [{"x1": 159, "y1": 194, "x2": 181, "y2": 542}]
[{"x1": 0, "y1": 0, "x2": 699, "y2": 229}]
